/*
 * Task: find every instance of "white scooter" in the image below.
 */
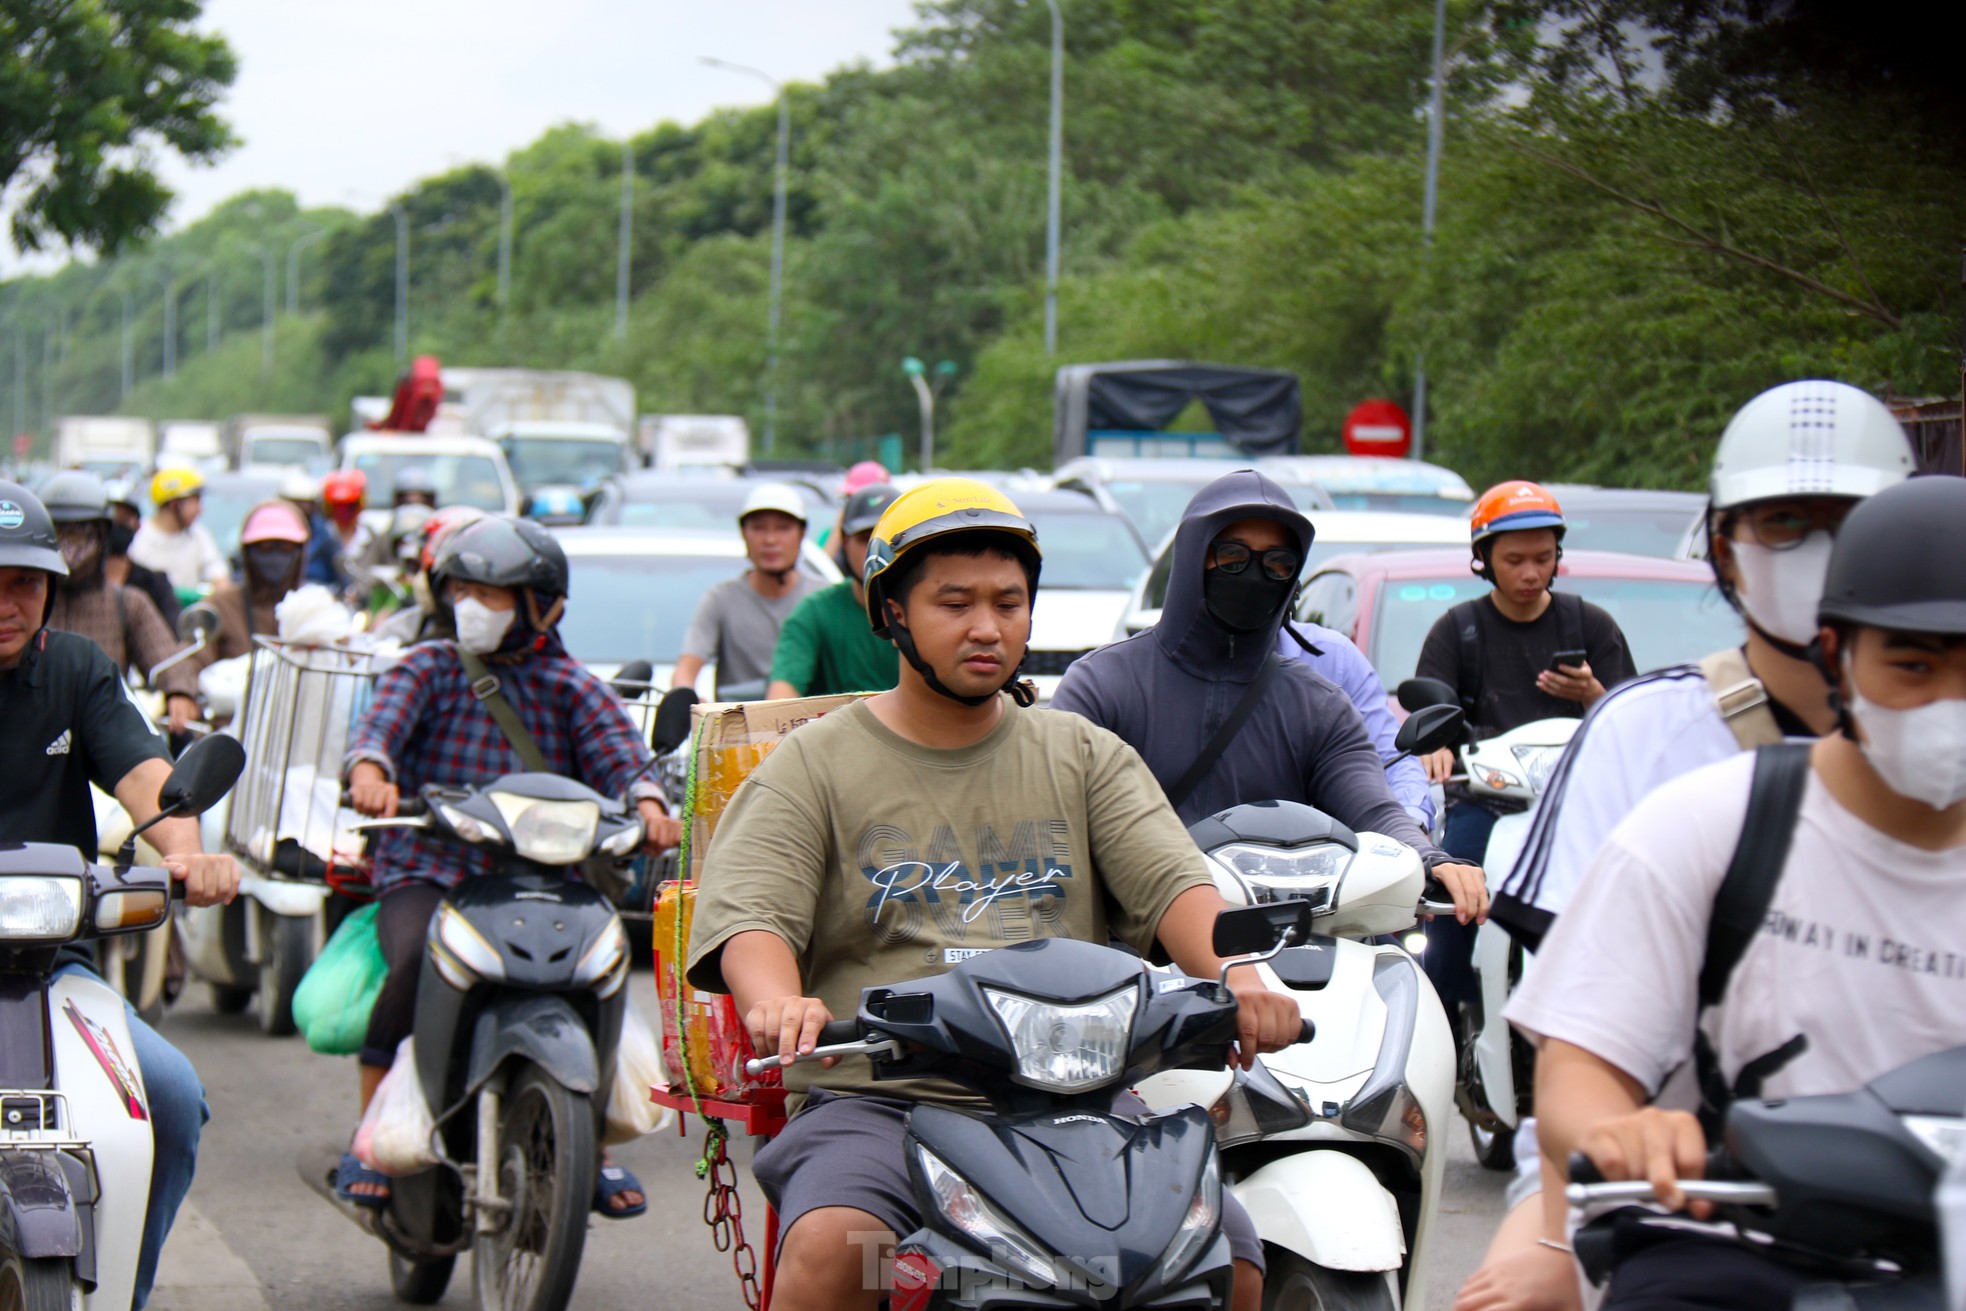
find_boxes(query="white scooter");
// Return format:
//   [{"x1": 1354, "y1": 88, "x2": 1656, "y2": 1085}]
[
  {"x1": 1136, "y1": 705, "x2": 1464, "y2": 1310},
  {"x1": 0, "y1": 735, "x2": 244, "y2": 1310}
]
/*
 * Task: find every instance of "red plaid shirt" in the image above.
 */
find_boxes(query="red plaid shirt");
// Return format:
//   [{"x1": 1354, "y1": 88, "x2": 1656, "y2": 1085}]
[{"x1": 346, "y1": 641, "x2": 658, "y2": 892}]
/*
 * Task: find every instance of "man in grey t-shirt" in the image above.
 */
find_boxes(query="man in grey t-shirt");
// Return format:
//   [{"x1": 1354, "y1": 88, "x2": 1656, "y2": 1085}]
[{"x1": 674, "y1": 482, "x2": 823, "y2": 698}]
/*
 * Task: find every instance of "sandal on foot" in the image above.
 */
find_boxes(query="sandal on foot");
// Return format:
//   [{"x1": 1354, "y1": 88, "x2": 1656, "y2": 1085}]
[
  {"x1": 335, "y1": 1151, "x2": 391, "y2": 1211},
  {"x1": 592, "y1": 1164, "x2": 647, "y2": 1219}
]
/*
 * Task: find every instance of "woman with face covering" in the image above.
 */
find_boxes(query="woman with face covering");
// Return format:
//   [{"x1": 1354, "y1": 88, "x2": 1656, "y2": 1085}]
[{"x1": 187, "y1": 500, "x2": 313, "y2": 676}]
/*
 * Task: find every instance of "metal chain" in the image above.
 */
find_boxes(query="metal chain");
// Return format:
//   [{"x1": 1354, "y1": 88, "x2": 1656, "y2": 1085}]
[{"x1": 696, "y1": 1123, "x2": 763, "y2": 1310}]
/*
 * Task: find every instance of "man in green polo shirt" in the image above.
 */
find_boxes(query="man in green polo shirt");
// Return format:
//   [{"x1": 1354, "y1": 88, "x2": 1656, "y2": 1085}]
[{"x1": 767, "y1": 483, "x2": 901, "y2": 698}]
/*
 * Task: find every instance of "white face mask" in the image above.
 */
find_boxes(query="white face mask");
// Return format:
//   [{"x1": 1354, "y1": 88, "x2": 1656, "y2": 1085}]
[
  {"x1": 1849, "y1": 686, "x2": 1966, "y2": 811},
  {"x1": 453, "y1": 597, "x2": 515, "y2": 655},
  {"x1": 1731, "y1": 533, "x2": 1834, "y2": 646}
]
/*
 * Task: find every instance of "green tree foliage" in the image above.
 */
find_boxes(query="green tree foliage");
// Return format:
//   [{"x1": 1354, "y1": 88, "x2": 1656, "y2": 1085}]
[{"x1": 0, "y1": 0, "x2": 237, "y2": 254}]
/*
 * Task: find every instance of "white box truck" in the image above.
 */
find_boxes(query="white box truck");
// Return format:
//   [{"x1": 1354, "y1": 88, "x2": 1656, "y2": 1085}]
[
  {"x1": 639, "y1": 414, "x2": 751, "y2": 472},
  {"x1": 54, "y1": 416, "x2": 155, "y2": 480},
  {"x1": 443, "y1": 368, "x2": 638, "y2": 495}
]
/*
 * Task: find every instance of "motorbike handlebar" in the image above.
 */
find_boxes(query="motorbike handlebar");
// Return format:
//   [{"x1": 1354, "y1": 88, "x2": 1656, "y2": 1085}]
[
  {"x1": 338, "y1": 786, "x2": 426, "y2": 818},
  {"x1": 1295, "y1": 1019, "x2": 1315, "y2": 1045},
  {"x1": 1564, "y1": 1151, "x2": 1775, "y2": 1208}
]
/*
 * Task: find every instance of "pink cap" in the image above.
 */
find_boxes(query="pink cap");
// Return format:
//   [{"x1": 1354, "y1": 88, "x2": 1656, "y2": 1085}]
[
  {"x1": 241, "y1": 501, "x2": 311, "y2": 546},
  {"x1": 840, "y1": 460, "x2": 891, "y2": 496}
]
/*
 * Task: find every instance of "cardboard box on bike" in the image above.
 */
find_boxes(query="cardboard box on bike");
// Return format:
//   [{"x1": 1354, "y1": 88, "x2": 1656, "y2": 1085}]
[{"x1": 651, "y1": 692, "x2": 870, "y2": 1102}]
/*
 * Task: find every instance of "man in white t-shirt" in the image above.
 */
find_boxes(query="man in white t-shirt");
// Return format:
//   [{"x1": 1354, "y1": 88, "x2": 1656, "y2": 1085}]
[
  {"x1": 671, "y1": 483, "x2": 823, "y2": 699},
  {"x1": 1506, "y1": 475, "x2": 1966, "y2": 1308},
  {"x1": 1454, "y1": 380, "x2": 1916, "y2": 1311},
  {"x1": 127, "y1": 466, "x2": 229, "y2": 595}
]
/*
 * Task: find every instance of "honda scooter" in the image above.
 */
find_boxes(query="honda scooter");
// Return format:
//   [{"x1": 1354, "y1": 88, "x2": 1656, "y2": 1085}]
[
  {"x1": 753, "y1": 902, "x2": 1321, "y2": 1309},
  {"x1": 1567, "y1": 1045, "x2": 1965, "y2": 1309},
  {"x1": 0, "y1": 734, "x2": 245, "y2": 1311},
  {"x1": 1136, "y1": 704, "x2": 1465, "y2": 1310},
  {"x1": 301, "y1": 770, "x2": 641, "y2": 1311}
]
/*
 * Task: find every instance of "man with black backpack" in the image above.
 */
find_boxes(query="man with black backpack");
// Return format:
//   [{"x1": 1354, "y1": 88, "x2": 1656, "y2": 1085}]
[{"x1": 1507, "y1": 474, "x2": 1966, "y2": 1308}]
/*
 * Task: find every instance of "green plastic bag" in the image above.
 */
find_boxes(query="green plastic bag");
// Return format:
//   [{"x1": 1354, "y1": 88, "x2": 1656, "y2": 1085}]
[{"x1": 293, "y1": 903, "x2": 386, "y2": 1056}]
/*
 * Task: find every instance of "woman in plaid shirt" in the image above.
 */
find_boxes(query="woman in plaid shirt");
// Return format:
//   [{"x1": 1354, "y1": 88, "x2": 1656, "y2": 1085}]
[{"x1": 342, "y1": 516, "x2": 682, "y2": 1215}]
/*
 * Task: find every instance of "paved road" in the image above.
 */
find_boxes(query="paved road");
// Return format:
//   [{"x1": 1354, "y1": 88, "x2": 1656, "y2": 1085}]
[{"x1": 147, "y1": 971, "x2": 1510, "y2": 1310}]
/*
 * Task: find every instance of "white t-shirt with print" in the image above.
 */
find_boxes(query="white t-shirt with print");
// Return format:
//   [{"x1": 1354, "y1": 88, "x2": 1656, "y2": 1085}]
[{"x1": 1508, "y1": 750, "x2": 1966, "y2": 1102}]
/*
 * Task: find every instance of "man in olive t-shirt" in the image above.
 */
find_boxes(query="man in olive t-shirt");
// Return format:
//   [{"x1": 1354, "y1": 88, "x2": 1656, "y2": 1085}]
[{"x1": 689, "y1": 478, "x2": 1300, "y2": 1311}]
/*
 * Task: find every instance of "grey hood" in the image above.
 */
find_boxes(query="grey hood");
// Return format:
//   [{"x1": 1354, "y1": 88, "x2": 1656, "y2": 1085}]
[{"x1": 1156, "y1": 469, "x2": 1313, "y2": 680}]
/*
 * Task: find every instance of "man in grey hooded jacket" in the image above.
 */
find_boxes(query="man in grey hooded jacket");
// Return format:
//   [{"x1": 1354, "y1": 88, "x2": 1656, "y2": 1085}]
[{"x1": 1053, "y1": 469, "x2": 1487, "y2": 920}]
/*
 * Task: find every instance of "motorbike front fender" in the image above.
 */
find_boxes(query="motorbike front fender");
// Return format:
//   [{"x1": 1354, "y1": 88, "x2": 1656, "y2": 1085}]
[
  {"x1": 235, "y1": 871, "x2": 330, "y2": 918},
  {"x1": 0, "y1": 1149, "x2": 81, "y2": 1259},
  {"x1": 465, "y1": 994, "x2": 598, "y2": 1097},
  {"x1": 1234, "y1": 1151, "x2": 1406, "y2": 1273}
]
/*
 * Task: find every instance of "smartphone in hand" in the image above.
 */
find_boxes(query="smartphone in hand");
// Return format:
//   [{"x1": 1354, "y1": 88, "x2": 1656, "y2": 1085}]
[{"x1": 1548, "y1": 648, "x2": 1588, "y2": 673}]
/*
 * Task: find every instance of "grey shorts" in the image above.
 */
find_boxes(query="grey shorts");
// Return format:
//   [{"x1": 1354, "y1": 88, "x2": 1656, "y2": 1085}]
[{"x1": 752, "y1": 1089, "x2": 1265, "y2": 1274}]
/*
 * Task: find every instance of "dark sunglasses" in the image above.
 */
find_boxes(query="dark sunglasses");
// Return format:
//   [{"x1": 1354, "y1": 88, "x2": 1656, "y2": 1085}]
[{"x1": 1212, "y1": 541, "x2": 1301, "y2": 581}]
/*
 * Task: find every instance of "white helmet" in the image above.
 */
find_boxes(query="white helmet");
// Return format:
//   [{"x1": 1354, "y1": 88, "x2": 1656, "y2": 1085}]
[
  {"x1": 737, "y1": 482, "x2": 808, "y2": 526},
  {"x1": 279, "y1": 470, "x2": 322, "y2": 504},
  {"x1": 1709, "y1": 380, "x2": 1914, "y2": 510}
]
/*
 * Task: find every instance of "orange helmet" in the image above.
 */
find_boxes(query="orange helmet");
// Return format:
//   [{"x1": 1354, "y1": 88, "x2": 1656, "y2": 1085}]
[
  {"x1": 322, "y1": 469, "x2": 368, "y2": 508},
  {"x1": 419, "y1": 505, "x2": 485, "y2": 576},
  {"x1": 1470, "y1": 481, "x2": 1565, "y2": 548}
]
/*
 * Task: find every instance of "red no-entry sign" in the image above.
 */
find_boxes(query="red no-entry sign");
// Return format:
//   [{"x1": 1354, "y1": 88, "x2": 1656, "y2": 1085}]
[{"x1": 1343, "y1": 399, "x2": 1412, "y2": 458}]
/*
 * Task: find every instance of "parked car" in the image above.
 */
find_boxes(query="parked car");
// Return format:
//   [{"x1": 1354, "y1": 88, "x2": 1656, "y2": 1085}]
[
  {"x1": 552, "y1": 526, "x2": 841, "y2": 691},
  {"x1": 1259, "y1": 454, "x2": 1474, "y2": 515},
  {"x1": 1294, "y1": 547, "x2": 1744, "y2": 695},
  {"x1": 1052, "y1": 456, "x2": 1335, "y2": 554},
  {"x1": 584, "y1": 470, "x2": 835, "y2": 529},
  {"x1": 1542, "y1": 485, "x2": 1709, "y2": 559},
  {"x1": 1119, "y1": 509, "x2": 1471, "y2": 637},
  {"x1": 1002, "y1": 489, "x2": 1152, "y2": 698},
  {"x1": 338, "y1": 433, "x2": 520, "y2": 537}
]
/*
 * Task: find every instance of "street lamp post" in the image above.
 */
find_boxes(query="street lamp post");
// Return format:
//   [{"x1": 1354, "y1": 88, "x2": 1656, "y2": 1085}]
[
  {"x1": 246, "y1": 245, "x2": 277, "y2": 374},
  {"x1": 118, "y1": 281, "x2": 134, "y2": 402},
  {"x1": 154, "y1": 271, "x2": 178, "y2": 381},
  {"x1": 1044, "y1": 0, "x2": 1064, "y2": 357},
  {"x1": 615, "y1": 141, "x2": 633, "y2": 339},
  {"x1": 389, "y1": 204, "x2": 409, "y2": 365},
  {"x1": 495, "y1": 169, "x2": 514, "y2": 323},
  {"x1": 902, "y1": 357, "x2": 959, "y2": 471},
  {"x1": 286, "y1": 229, "x2": 329, "y2": 316},
  {"x1": 702, "y1": 56, "x2": 788, "y2": 454},
  {"x1": 205, "y1": 269, "x2": 221, "y2": 354},
  {"x1": 1410, "y1": 0, "x2": 1448, "y2": 463}
]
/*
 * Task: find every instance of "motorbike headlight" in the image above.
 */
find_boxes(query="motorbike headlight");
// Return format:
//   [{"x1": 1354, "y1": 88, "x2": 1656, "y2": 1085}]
[
  {"x1": 431, "y1": 902, "x2": 504, "y2": 990},
  {"x1": 916, "y1": 1143, "x2": 1056, "y2": 1288},
  {"x1": 1904, "y1": 1114, "x2": 1966, "y2": 1166},
  {"x1": 438, "y1": 804, "x2": 498, "y2": 845},
  {"x1": 983, "y1": 983, "x2": 1137, "y2": 1092},
  {"x1": 489, "y1": 793, "x2": 599, "y2": 865},
  {"x1": 0, "y1": 877, "x2": 84, "y2": 941},
  {"x1": 1156, "y1": 1150, "x2": 1220, "y2": 1286},
  {"x1": 573, "y1": 915, "x2": 629, "y2": 997},
  {"x1": 1212, "y1": 842, "x2": 1351, "y2": 911},
  {"x1": 1509, "y1": 744, "x2": 1566, "y2": 794}
]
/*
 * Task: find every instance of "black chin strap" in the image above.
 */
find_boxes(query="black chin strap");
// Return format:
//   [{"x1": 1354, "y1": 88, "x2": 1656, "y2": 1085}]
[
  {"x1": 888, "y1": 615, "x2": 1036, "y2": 708},
  {"x1": 1743, "y1": 613, "x2": 1814, "y2": 664}
]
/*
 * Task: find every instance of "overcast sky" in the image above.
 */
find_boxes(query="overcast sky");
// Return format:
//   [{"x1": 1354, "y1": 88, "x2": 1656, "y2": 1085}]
[{"x1": 10, "y1": 0, "x2": 920, "y2": 272}]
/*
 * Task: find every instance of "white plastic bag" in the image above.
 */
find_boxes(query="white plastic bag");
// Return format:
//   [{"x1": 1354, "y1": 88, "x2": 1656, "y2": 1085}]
[
  {"x1": 275, "y1": 584, "x2": 355, "y2": 646},
  {"x1": 604, "y1": 1001, "x2": 674, "y2": 1145},
  {"x1": 353, "y1": 1038, "x2": 439, "y2": 1176}
]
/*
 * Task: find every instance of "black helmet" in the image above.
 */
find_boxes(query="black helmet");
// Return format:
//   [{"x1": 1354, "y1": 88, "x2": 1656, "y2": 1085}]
[
  {"x1": 39, "y1": 472, "x2": 113, "y2": 525},
  {"x1": 432, "y1": 515, "x2": 568, "y2": 599},
  {"x1": 0, "y1": 481, "x2": 70, "y2": 579},
  {"x1": 841, "y1": 483, "x2": 902, "y2": 538},
  {"x1": 1818, "y1": 477, "x2": 1966, "y2": 636}
]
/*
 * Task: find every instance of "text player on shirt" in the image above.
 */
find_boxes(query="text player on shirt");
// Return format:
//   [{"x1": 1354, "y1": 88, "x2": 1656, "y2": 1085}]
[{"x1": 1051, "y1": 468, "x2": 1486, "y2": 924}]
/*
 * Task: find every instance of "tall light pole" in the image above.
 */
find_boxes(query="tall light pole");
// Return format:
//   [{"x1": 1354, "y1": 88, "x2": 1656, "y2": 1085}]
[
  {"x1": 154, "y1": 270, "x2": 178, "y2": 380},
  {"x1": 702, "y1": 56, "x2": 789, "y2": 453},
  {"x1": 245, "y1": 244, "x2": 277, "y2": 374},
  {"x1": 902, "y1": 357, "x2": 958, "y2": 471},
  {"x1": 389, "y1": 203, "x2": 409, "y2": 365},
  {"x1": 615, "y1": 141, "x2": 633, "y2": 339},
  {"x1": 1044, "y1": 0, "x2": 1064, "y2": 357},
  {"x1": 286, "y1": 229, "x2": 328, "y2": 315},
  {"x1": 495, "y1": 169, "x2": 513, "y2": 323},
  {"x1": 1410, "y1": 0, "x2": 1448, "y2": 463},
  {"x1": 205, "y1": 269, "x2": 221, "y2": 353},
  {"x1": 117, "y1": 280, "x2": 134, "y2": 402}
]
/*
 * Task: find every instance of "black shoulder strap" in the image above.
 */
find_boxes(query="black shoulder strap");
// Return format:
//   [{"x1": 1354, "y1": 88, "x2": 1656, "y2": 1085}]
[
  {"x1": 1165, "y1": 655, "x2": 1283, "y2": 811},
  {"x1": 1552, "y1": 590, "x2": 1586, "y2": 655},
  {"x1": 1698, "y1": 742, "x2": 1812, "y2": 1007},
  {"x1": 1449, "y1": 599, "x2": 1484, "y2": 720},
  {"x1": 456, "y1": 648, "x2": 550, "y2": 773}
]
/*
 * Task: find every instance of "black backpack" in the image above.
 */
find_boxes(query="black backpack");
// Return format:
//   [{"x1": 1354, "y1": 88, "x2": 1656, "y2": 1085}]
[{"x1": 1447, "y1": 591, "x2": 1586, "y2": 725}]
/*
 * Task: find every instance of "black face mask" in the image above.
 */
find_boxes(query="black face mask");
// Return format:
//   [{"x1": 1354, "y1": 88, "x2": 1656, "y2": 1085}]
[
  {"x1": 246, "y1": 545, "x2": 301, "y2": 588},
  {"x1": 1203, "y1": 568, "x2": 1294, "y2": 634}
]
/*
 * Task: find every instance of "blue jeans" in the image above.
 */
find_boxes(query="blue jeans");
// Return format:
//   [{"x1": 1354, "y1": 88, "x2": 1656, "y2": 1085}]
[
  {"x1": 1419, "y1": 801, "x2": 1498, "y2": 1009},
  {"x1": 56, "y1": 963, "x2": 208, "y2": 1310}
]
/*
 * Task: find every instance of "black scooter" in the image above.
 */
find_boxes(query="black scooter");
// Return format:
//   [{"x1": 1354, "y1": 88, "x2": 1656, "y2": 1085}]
[
  {"x1": 1567, "y1": 1045, "x2": 1966, "y2": 1309},
  {"x1": 753, "y1": 901, "x2": 1319, "y2": 1309},
  {"x1": 303, "y1": 772, "x2": 641, "y2": 1311}
]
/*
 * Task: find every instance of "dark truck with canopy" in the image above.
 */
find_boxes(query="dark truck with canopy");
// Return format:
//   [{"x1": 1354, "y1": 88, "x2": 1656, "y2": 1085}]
[{"x1": 1052, "y1": 360, "x2": 1303, "y2": 465}]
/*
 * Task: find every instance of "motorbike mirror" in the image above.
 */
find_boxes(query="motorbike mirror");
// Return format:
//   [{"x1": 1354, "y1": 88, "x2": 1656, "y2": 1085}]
[
  {"x1": 117, "y1": 734, "x2": 246, "y2": 867},
  {"x1": 1211, "y1": 901, "x2": 1315, "y2": 960},
  {"x1": 1395, "y1": 676, "x2": 1458, "y2": 713},
  {"x1": 176, "y1": 605, "x2": 219, "y2": 644},
  {"x1": 1394, "y1": 703, "x2": 1464, "y2": 759},
  {"x1": 651, "y1": 687, "x2": 699, "y2": 755},
  {"x1": 610, "y1": 660, "x2": 654, "y2": 699}
]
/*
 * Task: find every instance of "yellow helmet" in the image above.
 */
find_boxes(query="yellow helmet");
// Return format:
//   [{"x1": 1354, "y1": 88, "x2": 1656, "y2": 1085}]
[
  {"x1": 150, "y1": 466, "x2": 206, "y2": 507},
  {"x1": 863, "y1": 478, "x2": 1041, "y2": 639}
]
